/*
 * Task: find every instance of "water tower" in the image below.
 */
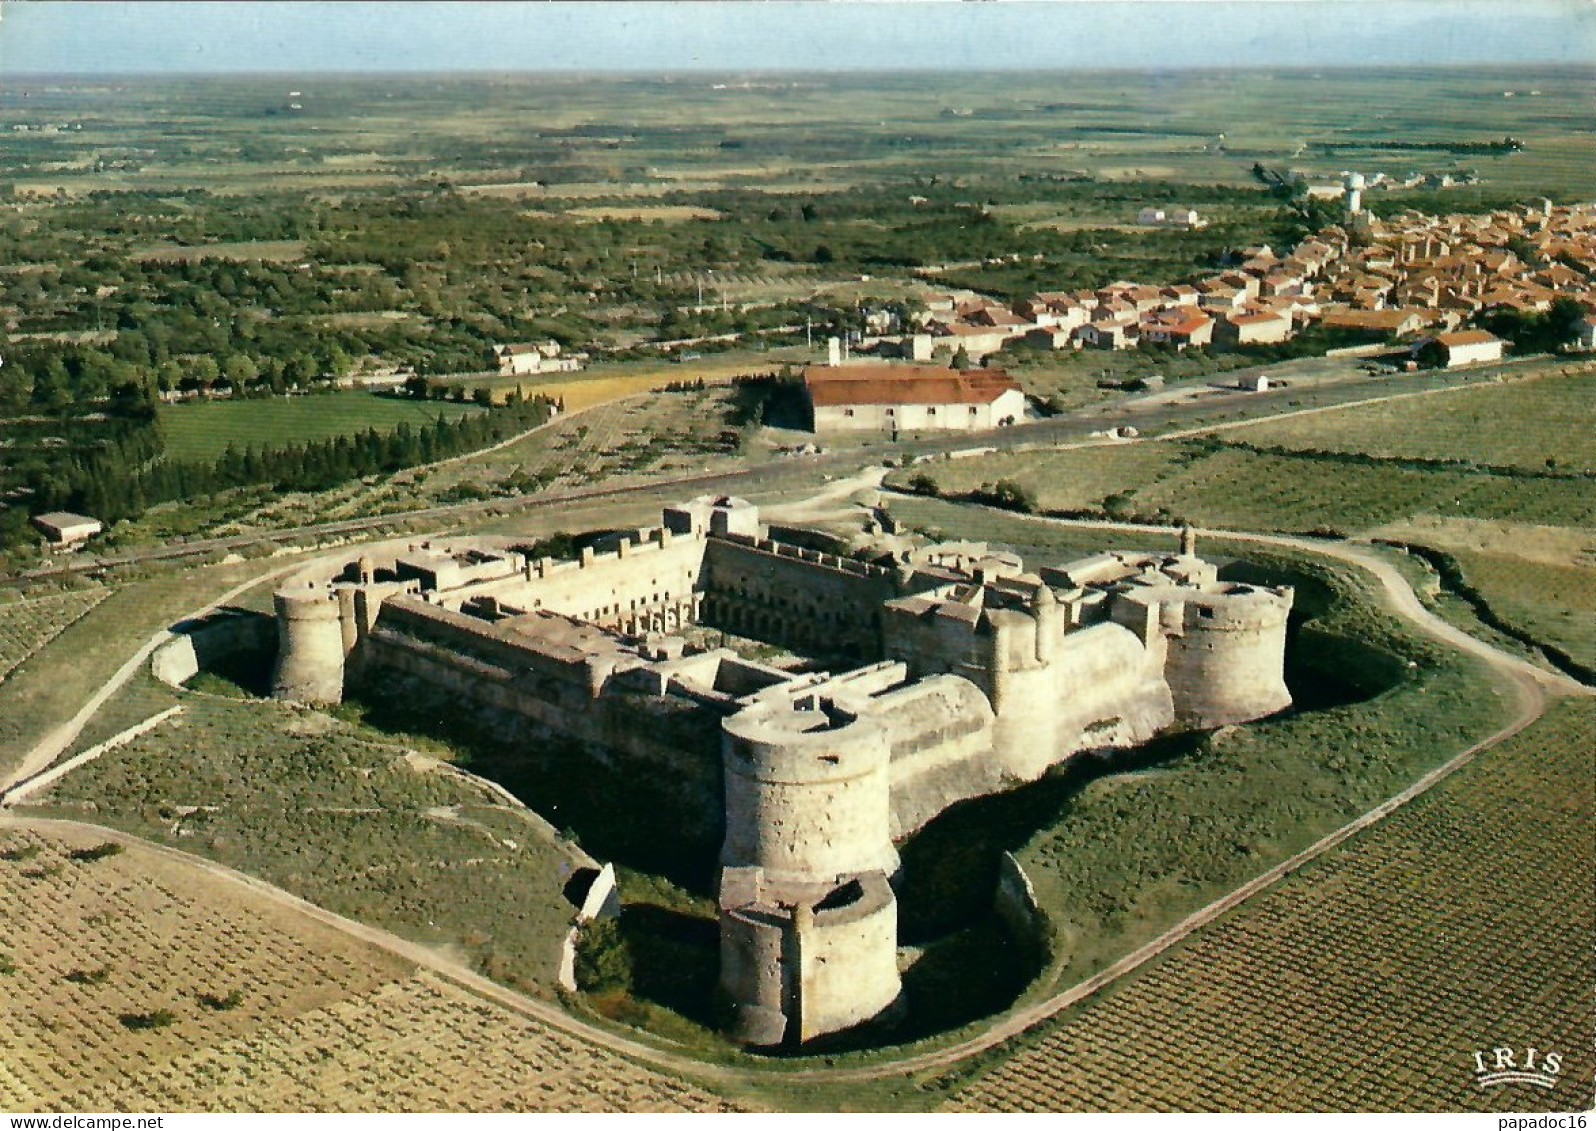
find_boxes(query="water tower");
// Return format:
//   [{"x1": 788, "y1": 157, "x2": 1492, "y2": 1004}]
[{"x1": 1343, "y1": 171, "x2": 1366, "y2": 216}]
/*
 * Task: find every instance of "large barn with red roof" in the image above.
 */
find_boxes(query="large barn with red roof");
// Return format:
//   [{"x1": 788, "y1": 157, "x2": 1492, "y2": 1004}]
[{"x1": 802, "y1": 363, "x2": 1027, "y2": 433}]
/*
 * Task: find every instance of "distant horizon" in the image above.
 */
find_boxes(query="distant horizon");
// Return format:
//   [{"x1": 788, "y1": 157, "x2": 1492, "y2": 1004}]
[
  {"x1": 3, "y1": 1, "x2": 1591, "y2": 76},
  {"x1": 7, "y1": 60, "x2": 1595, "y2": 82}
]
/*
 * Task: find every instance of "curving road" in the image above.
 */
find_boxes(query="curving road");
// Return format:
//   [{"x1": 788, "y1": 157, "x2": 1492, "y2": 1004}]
[
  {"x1": 4, "y1": 495, "x2": 1587, "y2": 1092},
  {"x1": 775, "y1": 511, "x2": 1589, "y2": 1083},
  {"x1": 12, "y1": 356, "x2": 1545, "y2": 587}
]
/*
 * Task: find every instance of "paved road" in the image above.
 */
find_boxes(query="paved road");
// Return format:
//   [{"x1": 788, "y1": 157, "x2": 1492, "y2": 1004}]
[
  {"x1": 11, "y1": 358, "x2": 1530, "y2": 587},
  {"x1": 4, "y1": 502, "x2": 1584, "y2": 1090}
]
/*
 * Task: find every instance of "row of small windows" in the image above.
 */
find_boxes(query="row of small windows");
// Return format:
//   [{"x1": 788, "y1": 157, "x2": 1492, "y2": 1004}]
[
  {"x1": 573, "y1": 590, "x2": 682, "y2": 621},
  {"x1": 840, "y1": 406, "x2": 981, "y2": 417}
]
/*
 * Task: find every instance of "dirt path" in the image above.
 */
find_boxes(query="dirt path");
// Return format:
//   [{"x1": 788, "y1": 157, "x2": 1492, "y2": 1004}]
[
  {"x1": 0, "y1": 705, "x2": 183, "y2": 807},
  {"x1": 759, "y1": 465, "x2": 891, "y2": 525},
  {"x1": 1030, "y1": 516, "x2": 1587, "y2": 697}
]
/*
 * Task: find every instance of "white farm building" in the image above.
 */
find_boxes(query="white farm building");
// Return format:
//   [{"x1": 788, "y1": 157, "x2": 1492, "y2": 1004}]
[{"x1": 803, "y1": 364, "x2": 1026, "y2": 433}]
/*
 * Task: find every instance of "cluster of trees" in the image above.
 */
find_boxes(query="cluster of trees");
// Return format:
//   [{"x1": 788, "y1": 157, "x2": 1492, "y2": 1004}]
[
  {"x1": 891, "y1": 470, "x2": 1043, "y2": 517},
  {"x1": 1, "y1": 179, "x2": 1302, "y2": 405},
  {"x1": 970, "y1": 479, "x2": 1039, "y2": 514},
  {"x1": 22, "y1": 392, "x2": 552, "y2": 527},
  {"x1": 1316, "y1": 136, "x2": 1523, "y2": 156},
  {"x1": 1478, "y1": 297, "x2": 1589, "y2": 356}
]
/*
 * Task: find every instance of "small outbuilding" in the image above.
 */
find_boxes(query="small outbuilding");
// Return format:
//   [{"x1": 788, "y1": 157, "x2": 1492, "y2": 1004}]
[
  {"x1": 31, "y1": 511, "x2": 103, "y2": 547},
  {"x1": 1430, "y1": 329, "x2": 1507, "y2": 368}
]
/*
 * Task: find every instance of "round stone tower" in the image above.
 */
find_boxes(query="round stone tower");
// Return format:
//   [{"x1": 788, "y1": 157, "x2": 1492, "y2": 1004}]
[
  {"x1": 720, "y1": 700, "x2": 897, "y2": 882},
  {"x1": 717, "y1": 696, "x2": 903, "y2": 1046},
  {"x1": 718, "y1": 871, "x2": 901, "y2": 1047},
  {"x1": 270, "y1": 585, "x2": 348, "y2": 704},
  {"x1": 1164, "y1": 583, "x2": 1294, "y2": 728}
]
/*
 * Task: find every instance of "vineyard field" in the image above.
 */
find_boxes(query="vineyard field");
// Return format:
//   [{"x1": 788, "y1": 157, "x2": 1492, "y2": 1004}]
[
  {"x1": 1133, "y1": 445, "x2": 1596, "y2": 533},
  {"x1": 58, "y1": 972, "x2": 747, "y2": 1112},
  {"x1": 896, "y1": 441, "x2": 1596, "y2": 535},
  {"x1": 1227, "y1": 368, "x2": 1596, "y2": 474},
  {"x1": 944, "y1": 699, "x2": 1595, "y2": 1113},
  {"x1": 0, "y1": 824, "x2": 744, "y2": 1112},
  {"x1": 0, "y1": 588, "x2": 112, "y2": 684},
  {"x1": 0, "y1": 823, "x2": 414, "y2": 1108}
]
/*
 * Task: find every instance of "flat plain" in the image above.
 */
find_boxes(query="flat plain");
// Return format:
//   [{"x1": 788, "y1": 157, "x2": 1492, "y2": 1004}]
[{"x1": 7, "y1": 68, "x2": 1593, "y2": 199}]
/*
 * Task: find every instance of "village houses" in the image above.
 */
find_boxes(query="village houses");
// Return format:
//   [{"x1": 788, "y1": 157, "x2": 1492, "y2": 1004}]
[{"x1": 882, "y1": 203, "x2": 1593, "y2": 370}]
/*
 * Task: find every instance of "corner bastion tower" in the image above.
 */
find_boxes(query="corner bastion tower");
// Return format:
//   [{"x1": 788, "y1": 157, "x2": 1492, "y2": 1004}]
[
  {"x1": 719, "y1": 695, "x2": 902, "y2": 1046},
  {"x1": 270, "y1": 497, "x2": 1292, "y2": 1047}
]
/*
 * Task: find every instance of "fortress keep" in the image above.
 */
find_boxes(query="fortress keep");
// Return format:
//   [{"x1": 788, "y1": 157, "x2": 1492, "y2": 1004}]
[{"x1": 270, "y1": 497, "x2": 1292, "y2": 1047}]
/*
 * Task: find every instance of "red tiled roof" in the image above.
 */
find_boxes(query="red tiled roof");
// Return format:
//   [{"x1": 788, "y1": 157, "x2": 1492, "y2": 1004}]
[
  {"x1": 1435, "y1": 329, "x2": 1502, "y2": 347},
  {"x1": 803, "y1": 365, "x2": 1020, "y2": 407}
]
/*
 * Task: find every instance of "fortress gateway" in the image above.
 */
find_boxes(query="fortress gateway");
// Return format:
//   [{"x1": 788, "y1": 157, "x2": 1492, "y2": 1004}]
[{"x1": 271, "y1": 497, "x2": 1293, "y2": 1048}]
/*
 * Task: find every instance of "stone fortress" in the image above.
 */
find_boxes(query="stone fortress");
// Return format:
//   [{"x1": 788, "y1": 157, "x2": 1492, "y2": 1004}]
[{"x1": 270, "y1": 496, "x2": 1293, "y2": 1049}]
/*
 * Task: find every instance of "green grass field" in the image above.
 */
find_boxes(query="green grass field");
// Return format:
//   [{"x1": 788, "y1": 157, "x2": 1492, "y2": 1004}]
[
  {"x1": 1448, "y1": 550, "x2": 1596, "y2": 672},
  {"x1": 943, "y1": 697, "x2": 1594, "y2": 1112},
  {"x1": 158, "y1": 393, "x2": 484, "y2": 464},
  {"x1": 1229, "y1": 369, "x2": 1596, "y2": 474}
]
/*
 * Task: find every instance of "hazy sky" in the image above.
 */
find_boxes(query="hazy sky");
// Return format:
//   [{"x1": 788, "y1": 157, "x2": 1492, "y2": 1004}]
[{"x1": 2, "y1": 1, "x2": 1593, "y2": 75}]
